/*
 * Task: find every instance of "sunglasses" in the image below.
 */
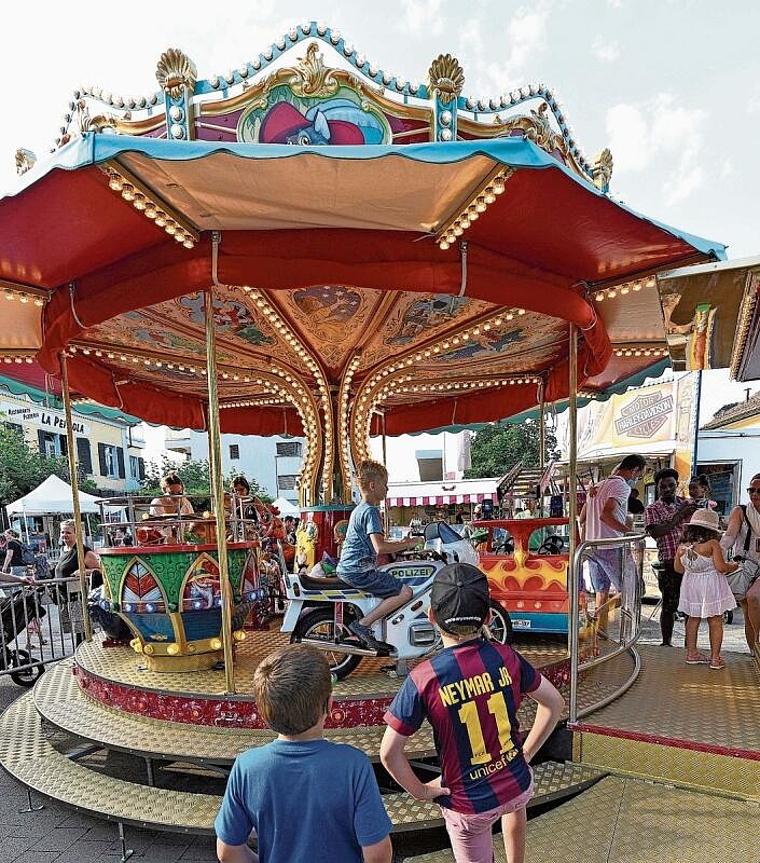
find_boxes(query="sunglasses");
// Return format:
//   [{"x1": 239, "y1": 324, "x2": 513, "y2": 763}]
[{"x1": 748, "y1": 488, "x2": 760, "y2": 495}]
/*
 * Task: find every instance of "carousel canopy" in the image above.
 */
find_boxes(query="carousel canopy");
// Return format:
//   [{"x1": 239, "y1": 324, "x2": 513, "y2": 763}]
[
  {"x1": 0, "y1": 30, "x2": 727, "y2": 504},
  {"x1": 2, "y1": 133, "x2": 722, "y2": 439}
]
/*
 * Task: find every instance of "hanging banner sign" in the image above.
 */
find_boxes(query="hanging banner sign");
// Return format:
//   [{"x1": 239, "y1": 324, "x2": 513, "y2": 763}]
[{"x1": 0, "y1": 400, "x2": 90, "y2": 435}]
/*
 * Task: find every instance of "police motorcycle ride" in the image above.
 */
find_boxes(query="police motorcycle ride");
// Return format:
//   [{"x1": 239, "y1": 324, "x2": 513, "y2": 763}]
[{"x1": 281, "y1": 521, "x2": 510, "y2": 679}]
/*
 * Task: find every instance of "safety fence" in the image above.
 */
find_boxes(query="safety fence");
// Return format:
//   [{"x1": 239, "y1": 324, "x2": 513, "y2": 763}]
[
  {"x1": 569, "y1": 533, "x2": 646, "y2": 722},
  {"x1": 0, "y1": 577, "x2": 84, "y2": 687}
]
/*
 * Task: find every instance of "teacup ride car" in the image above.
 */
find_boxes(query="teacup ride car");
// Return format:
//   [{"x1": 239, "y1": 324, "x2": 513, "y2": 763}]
[
  {"x1": 475, "y1": 517, "x2": 581, "y2": 636},
  {"x1": 97, "y1": 506, "x2": 262, "y2": 672}
]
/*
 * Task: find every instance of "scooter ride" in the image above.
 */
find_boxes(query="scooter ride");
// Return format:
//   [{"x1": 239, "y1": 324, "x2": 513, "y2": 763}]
[{"x1": 281, "y1": 521, "x2": 509, "y2": 679}]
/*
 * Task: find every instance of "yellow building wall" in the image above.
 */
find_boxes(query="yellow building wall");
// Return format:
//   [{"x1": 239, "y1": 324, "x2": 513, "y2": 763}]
[{"x1": 0, "y1": 391, "x2": 133, "y2": 493}]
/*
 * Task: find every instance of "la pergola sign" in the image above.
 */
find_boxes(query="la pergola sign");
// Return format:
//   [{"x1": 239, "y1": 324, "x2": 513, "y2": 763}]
[{"x1": 0, "y1": 400, "x2": 90, "y2": 436}]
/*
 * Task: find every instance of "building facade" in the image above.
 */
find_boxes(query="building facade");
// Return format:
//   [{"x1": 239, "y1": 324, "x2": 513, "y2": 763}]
[
  {"x1": 164, "y1": 430, "x2": 303, "y2": 503},
  {"x1": 0, "y1": 375, "x2": 145, "y2": 494}
]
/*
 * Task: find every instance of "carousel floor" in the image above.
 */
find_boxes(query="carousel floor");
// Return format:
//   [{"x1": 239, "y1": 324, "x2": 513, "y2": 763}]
[
  {"x1": 74, "y1": 630, "x2": 573, "y2": 700},
  {"x1": 35, "y1": 659, "x2": 438, "y2": 763},
  {"x1": 572, "y1": 644, "x2": 760, "y2": 800}
]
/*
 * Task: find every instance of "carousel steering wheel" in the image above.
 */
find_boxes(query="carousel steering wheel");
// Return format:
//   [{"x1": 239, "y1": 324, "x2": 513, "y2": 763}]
[
  {"x1": 537, "y1": 535, "x2": 567, "y2": 555},
  {"x1": 493, "y1": 538, "x2": 515, "y2": 555}
]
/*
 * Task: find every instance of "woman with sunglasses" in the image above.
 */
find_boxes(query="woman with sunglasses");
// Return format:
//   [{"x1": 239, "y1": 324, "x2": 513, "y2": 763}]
[{"x1": 721, "y1": 474, "x2": 760, "y2": 652}]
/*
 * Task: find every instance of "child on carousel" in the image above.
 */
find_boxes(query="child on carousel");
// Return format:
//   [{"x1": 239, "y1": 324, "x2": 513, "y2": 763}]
[{"x1": 336, "y1": 460, "x2": 419, "y2": 651}]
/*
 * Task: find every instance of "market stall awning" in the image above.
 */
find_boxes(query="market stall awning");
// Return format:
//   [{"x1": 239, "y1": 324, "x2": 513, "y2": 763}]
[{"x1": 387, "y1": 478, "x2": 499, "y2": 507}]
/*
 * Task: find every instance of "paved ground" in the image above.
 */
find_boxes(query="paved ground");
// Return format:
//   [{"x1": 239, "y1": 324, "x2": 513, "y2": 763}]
[{"x1": 0, "y1": 603, "x2": 752, "y2": 863}]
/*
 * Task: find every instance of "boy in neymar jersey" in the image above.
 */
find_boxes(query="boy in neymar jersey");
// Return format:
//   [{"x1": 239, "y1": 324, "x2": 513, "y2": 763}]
[{"x1": 380, "y1": 563, "x2": 564, "y2": 863}]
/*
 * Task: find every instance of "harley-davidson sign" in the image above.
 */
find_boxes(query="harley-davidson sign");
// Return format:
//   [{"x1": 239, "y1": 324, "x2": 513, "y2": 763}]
[{"x1": 614, "y1": 392, "x2": 673, "y2": 438}]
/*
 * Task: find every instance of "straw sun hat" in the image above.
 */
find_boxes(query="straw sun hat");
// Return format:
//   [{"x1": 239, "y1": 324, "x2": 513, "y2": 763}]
[{"x1": 687, "y1": 509, "x2": 720, "y2": 532}]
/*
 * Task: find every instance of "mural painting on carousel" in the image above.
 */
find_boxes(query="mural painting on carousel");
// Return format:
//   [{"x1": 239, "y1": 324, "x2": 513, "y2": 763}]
[
  {"x1": 385, "y1": 295, "x2": 473, "y2": 346},
  {"x1": 238, "y1": 84, "x2": 390, "y2": 146},
  {"x1": 178, "y1": 294, "x2": 275, "y2": 347}
]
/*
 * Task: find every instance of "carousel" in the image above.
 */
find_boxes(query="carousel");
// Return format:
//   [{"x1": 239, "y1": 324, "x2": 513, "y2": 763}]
[{"x1": 2, "y1": 23, "x2": 749, "y2": 856}]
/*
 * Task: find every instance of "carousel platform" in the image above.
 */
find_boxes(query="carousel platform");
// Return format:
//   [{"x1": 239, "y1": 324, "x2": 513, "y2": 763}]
[
  {"x1": 405, "y1": 775, "x2": 760, "y2": 863},
  {"x1": 0, "y1": 630, "x2": 608, "y2": 838},
  {"x1": 572, "y1": 644, "x2": 760, "y2": 800}
]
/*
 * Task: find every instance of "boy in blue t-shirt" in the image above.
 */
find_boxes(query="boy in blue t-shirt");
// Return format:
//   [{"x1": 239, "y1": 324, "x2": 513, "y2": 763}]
[
  {"x1": 380, "y1": 563, "x2": 565, "y2": 863},
  {"x1": 337, "y1": 460, "x2": 419, "y2": 650},
  {"x1": 215, "y1": 645, "x2": 392, "y2": 863}
]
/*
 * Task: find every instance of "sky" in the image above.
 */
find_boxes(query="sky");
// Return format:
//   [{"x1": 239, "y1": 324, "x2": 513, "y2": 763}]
[{"x1": 1, "y1": 0, "x2": 757, "y2": 460}]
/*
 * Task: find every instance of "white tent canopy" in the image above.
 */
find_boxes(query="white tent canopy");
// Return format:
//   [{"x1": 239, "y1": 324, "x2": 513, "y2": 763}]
[
  {"x1": 5, "y1": 475, "x2": 104, "y2": 516},
  {"x1": 272, "y1": 497, "x2": 300, "y2": 517}
]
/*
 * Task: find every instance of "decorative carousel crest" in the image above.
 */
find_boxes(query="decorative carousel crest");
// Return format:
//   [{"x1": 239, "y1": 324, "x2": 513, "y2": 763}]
[
  {"x1": 427, "y1": 54, "x2": 465, "y2": 106},
  {"x1": 156, "y1": 48, "x2": 198, "y2": 99},
  {"x1": 501, "y1": 103, "x2": 559, "y2": 151},
  {"x1": 15, "y1": 148, "x2": 36, "y2": 177},
  {"x1": 592, "y1": 148, "x2": 614, "y2": 193},
  {"x1": 290, "y1": 42, "x2": 339, "y2": 98}
]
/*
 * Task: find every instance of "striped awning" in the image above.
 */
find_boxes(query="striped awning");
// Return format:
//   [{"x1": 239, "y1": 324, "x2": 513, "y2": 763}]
[{"x1": 387, "y1": 493, "x2": 495, "y2": 507}]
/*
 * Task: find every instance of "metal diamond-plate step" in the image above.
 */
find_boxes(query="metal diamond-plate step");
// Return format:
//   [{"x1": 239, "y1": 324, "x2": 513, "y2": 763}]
[
  {"x1": 386, "y1": 761, "x2": 605, "y2": 832},
  {"x1": 1, "y1": 692, "x2": 604, "y2": 836},
  {"x1": 406, "y1": 776, "x2": 760, "y2": 862},
  {"x1": 34, "y1": 660, "x2": 436, "y2": 763}
]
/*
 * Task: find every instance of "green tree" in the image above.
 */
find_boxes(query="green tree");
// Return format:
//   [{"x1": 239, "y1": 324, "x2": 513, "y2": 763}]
[
  {"x1": 142, "y1": 454, "x2": 273, "y2": 502},
  {"x1": 464, "y1": 421, "x2": 559, "y2": 479},
  {"x1": 0, "y1": 424, "x2": 97, "y2": 509}
]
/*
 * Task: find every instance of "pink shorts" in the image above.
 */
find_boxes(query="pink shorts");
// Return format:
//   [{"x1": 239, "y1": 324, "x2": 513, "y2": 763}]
[{"x1": 440, "y1": 778, "x2": 534, "y2": 863}]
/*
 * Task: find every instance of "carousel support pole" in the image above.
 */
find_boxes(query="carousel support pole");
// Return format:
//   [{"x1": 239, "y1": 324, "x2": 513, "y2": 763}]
[
  {"x1": 59, "y1": 353, "x2": 93, "y2": 642},
  {"x1": 538, "y1": 380, "x2": 546, "y2": 516},
  {"x1": 204, "y1": 290, "x2": 236, "y2": 694},
  {"x1": 566, "y1": 325, "x2": 580, "y2": 722},
  {"x1": 381, "y1": 411, "x2": 388, "y2": 468}
]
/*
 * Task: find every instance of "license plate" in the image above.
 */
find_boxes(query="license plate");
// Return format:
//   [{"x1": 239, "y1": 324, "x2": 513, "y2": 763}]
[{"x1": 512, "y1": 619, "x2": 531, "y2": 629}]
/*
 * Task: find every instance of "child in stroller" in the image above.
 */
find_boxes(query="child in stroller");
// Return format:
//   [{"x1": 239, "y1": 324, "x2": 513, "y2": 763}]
[{"x1": 0, "y1": 580, "x2": 45, "y2": 686}]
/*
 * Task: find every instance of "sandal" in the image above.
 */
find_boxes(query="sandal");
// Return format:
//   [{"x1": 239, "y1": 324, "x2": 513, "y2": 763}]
[
  {"x1": 685, "y1": 653, "x2": 709, "y2": 665},
  {"x1": 709, "y1": 658, "x2": 726, "y2": 670}
]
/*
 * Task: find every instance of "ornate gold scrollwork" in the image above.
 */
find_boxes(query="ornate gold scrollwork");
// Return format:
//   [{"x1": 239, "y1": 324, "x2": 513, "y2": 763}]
[
  {"x1": 592, "y1": 148, "x2": 614, "y2": 191},
  {"x1": 427, "y1": 54, "x2": 465, "y2": 105},
  {"x1": 15, "y1": 148, "x2": 36, "y2": 176},
  {"x1": 75, "y1": 99, "x2": 131, "y2": 136},
  {"x1": 502, "y1": 103, "x2": 558, "y2": 150},
  {"x1": 290, "y1": 42, "x2": 339, "y2": 98},
  {"x1": 156, "y1": 48, "x2": 198, "y2": 99}
]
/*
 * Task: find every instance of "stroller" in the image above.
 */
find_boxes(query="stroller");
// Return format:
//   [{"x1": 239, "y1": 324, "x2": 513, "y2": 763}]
[{"x1": 0, "y1": 585, "x2": 46, "y2": 687}]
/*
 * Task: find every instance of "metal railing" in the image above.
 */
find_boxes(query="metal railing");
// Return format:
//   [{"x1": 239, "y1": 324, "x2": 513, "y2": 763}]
[
  {"x1": 0, "y1": 576, "x2": 85, "y2": 685},
  {"x1": 569, "y1": 533, "x2": 646, "y2": 722}
]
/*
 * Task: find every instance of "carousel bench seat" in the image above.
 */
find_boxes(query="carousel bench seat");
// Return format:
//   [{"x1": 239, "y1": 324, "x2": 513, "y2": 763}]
[{"x1": 298, "y1": 572, "x2": 358, "y2": 591}]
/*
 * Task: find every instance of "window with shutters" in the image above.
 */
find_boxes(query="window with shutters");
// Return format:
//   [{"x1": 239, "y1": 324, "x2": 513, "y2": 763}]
[
  {"x1": 38, "y1": 430, "x2": 66, "y2": 459},
  {"x1": 229, "y1": 444, "x2": 240, "y2": 460},
  {"x1": 76, "y1": 438, "x2": 93, "y2": 475},
  {"x1": 98, "y1": 443, "x2": 126, "y2": 479},
  {"x1": 276, "y1": 441, "x2": 302, "y2": 458},
  {"x1": 277, "y1": 474, "x2": 298, "y2": 491}
]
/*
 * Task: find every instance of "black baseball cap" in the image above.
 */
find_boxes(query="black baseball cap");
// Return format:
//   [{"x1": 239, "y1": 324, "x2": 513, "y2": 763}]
[{"x1": 430, "y1": 563, "x2": 490, "y2": 633}]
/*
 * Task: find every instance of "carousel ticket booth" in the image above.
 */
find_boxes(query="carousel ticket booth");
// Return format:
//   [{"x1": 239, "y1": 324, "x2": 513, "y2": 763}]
[{"x1": 0, "y1": 21, "x2": 747, "y2": 850}]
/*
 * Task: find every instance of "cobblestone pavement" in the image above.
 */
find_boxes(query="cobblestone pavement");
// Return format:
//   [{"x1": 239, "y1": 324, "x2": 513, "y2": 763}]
[{"x1": 0, "y1": 603, "x2": 751, "y2": 862}]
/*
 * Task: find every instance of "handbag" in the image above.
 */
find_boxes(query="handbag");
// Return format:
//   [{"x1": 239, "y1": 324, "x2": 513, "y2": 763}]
[
  {"x1": 727, "y1": 506, "x2": 760, "y2": 600},
  {"x1": 726, "y1": 558, "x2": 760, "y2": 601}
]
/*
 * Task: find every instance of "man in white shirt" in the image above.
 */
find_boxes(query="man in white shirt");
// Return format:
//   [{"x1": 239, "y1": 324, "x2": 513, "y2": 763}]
[{"x1": 580, "y1": 454, "x2": 646, "y2": 633}]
